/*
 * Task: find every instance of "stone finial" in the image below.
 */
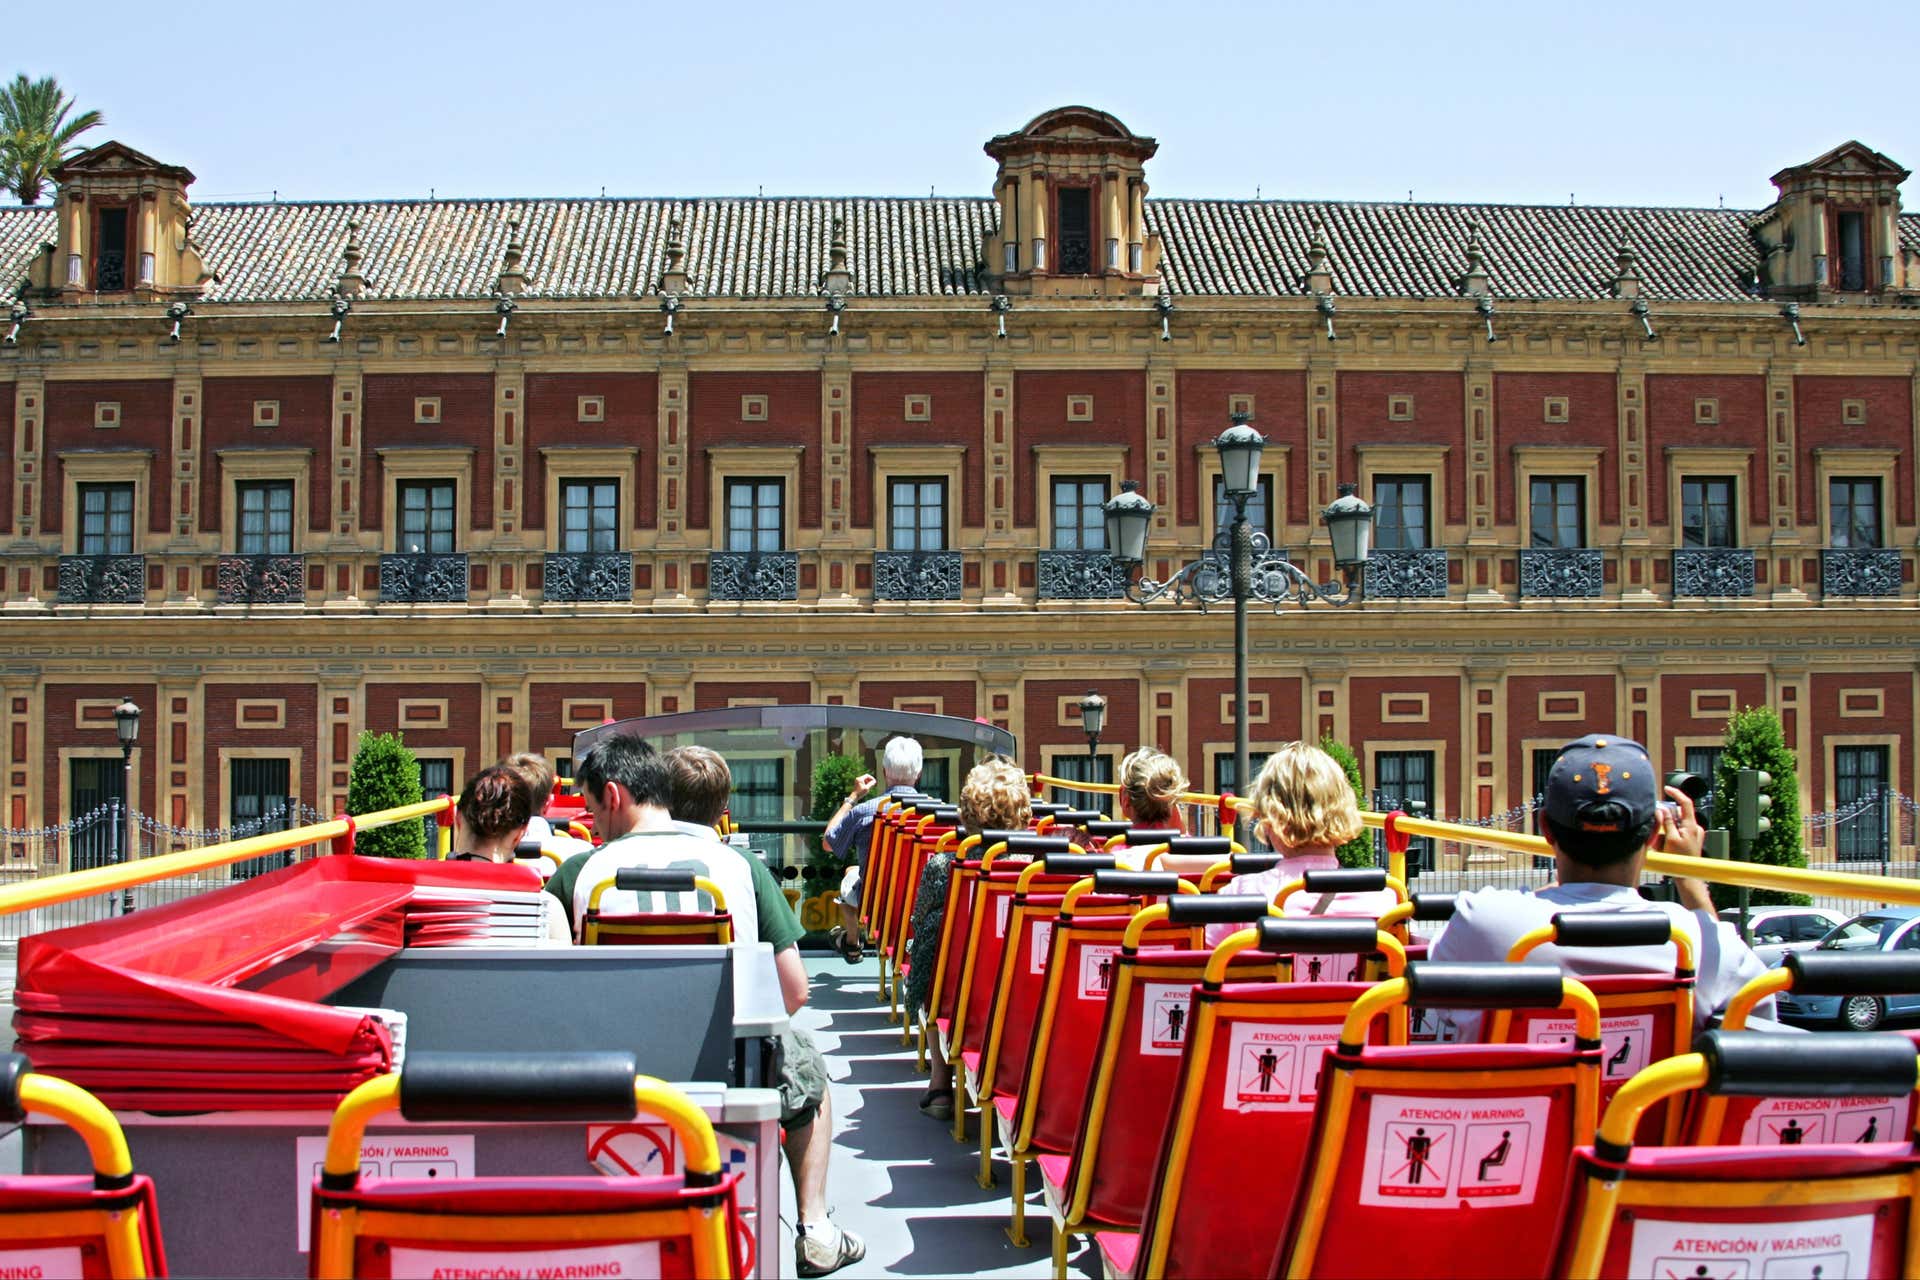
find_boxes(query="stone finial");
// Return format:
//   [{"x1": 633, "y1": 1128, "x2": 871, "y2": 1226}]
[
  {"x1": 659, "y1": 213, "x2": 688, "y2": 296},
  {"x1": 1611, "y1": 236, "x2": 1642, "y2": 299},
  {"x1": 821, "y1": 213, "x2": 853, "y2": 295},
  {"x1": 337, "y1": 217, "x2": 366, "y2": 298},
  {"x1": 1460, "y1": 219, "x2": 1490, "y2": 297},
  {"x1": 1304, "y1": 218, "x2": 1334, "y2": 295},
  {"x1": 497, "y1": 216, "x2": 528, "y2": 295}
]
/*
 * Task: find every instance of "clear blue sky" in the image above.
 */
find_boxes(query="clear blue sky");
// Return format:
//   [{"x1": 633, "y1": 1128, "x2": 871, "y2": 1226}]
[{"x1": 9, "y1": 0, "x2": 1918, "y2": 209}]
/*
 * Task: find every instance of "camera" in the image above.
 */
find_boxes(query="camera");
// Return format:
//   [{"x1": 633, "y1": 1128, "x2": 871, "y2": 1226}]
[{"x1": 1658, "y1": 770, "x2": 1708, "y2": 825}]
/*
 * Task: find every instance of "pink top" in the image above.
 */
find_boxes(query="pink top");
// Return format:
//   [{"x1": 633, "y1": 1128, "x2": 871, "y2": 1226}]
[{"x1": 1204, "y1": 851, "x2": 1399, "y2": 947}]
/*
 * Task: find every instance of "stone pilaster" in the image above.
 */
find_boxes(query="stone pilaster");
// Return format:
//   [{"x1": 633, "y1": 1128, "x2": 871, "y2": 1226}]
[
  {"x1": 0, "y1": 670, "x2": 38, "y2": 832},
  {"x1": 169, "y1": 369, "x2": 203, "y2": 548},
  {"x1": 1764, "y1": 366, "x2": 1807, "y2": 602},
  {"x1": 1306, "y1": 358, "x2": 1337, "y2": 577},
  {"x1": 653, "y1": 364, "x2": 693, "y2": 605},
  {"x1": 982, "y1": 359, "x2": 1020, "y2": 604},
  {"x1": 818, "y1": 359, "x2": 858, "y2": 604},
  {"x1": 11, "y1": 374, "x2": 44, "y2": 546},
  {"x1": 317, "y1": 668, "x2": 362, "y2": 818},
  {"x1": 1145, "y1": 357, "x2": 1176, "y2": 543},
  {"x1": 328, "y1": 365, "x2": 364, "y2": 548},
  {"x1": 1465, "y1": 659, "x2": 1503, "y2": 817},
  {"x1": 1617, "y1": 359, "x2": 1657, "y2": 601},
  {"x1": 154, "y1": 672, "x2": 198, "y2": 828},
  {"x1": 492, "y1": 362, "x2": 525, "y2": 541},
  {"x1": 1463, "y1": 360, "x2": 1501, "y2": 602}
]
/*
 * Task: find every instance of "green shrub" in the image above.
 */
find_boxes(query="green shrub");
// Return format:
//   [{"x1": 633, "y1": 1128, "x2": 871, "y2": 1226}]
[
  {"x1": 805, "y1": 753, "x2": 870, "y2": 885},
  {"x1": 1318, "y1": 734, "x2": 1378, "y2": 868},
  {"x1": 1708, "y1": 707, "x2": 1808, "y2": 907},
  {"x1": 347, "y1": 731, "x2": 427, "y2": 859}
]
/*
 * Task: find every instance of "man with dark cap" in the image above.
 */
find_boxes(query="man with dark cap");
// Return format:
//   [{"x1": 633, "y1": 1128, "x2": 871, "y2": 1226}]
[{"x1": 1429, "y1": 733, "x2": 1772, "y2": 1040}]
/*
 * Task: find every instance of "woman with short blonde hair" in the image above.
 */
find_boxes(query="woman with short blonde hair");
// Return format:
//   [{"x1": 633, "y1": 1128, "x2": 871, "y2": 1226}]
[
  {"x1": 1118, "y1": 747, "x2": 1187, "y2": 828},
  {"x1": 959, "y1": 755, "x2": 1032, "y2": 835}
]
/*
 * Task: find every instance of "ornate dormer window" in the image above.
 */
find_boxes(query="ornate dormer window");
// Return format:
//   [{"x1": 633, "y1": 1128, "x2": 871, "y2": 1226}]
[
  {"x1": 1752, "y1": 141, "x2": 1910, "y2": 301},
  {"x1": 26, "y1": 140, "x2": 212, "y2": 303},
  {"x1": 983, "y1": 106, "x2": 1162, "y2": 297}
]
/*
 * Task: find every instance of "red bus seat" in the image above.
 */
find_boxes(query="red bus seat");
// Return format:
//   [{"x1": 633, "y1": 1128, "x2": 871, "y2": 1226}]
[
  {"x1": 1487, "y1": 911, "x2": 1695, "y2": 1144},
  {"x1": 882, "y1": 808, "x2": 959, "y2": 1027},
  {"x1": 582, "y1": 868, "x2": 734, "y2": 946},
  {"x1": 310, "y1": 1051, "x2": 742, "y2": 1280},
  {"x1": 1042, "y1": 895, "x2": 1283, "y2": 1279},
  {"x1": 1552, "y1": 1030, "x2": 1920, "y2": 1279},
  {"x1": 1686, "y1": 952, "x2": 1920, "y2": 1146},
  {"x1": 1121, "y1": 918, "x2": 1409, "y2": 1280},
  {"x1": 0, "y1": 1054, "x2": 166, "y2": 1278},
  {"x1": 1272, "y1": 963, "x2": 1602, "y2": 1279}
]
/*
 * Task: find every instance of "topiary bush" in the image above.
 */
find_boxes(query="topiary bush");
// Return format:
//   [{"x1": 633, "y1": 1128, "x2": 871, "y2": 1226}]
[
  {"x1": 347, "y1": 731, "x2": 427, "y2": 859},
  {"x1": 1319, "y1": 734, "x2": 1379, "y2": 868},
  {"x1": 1708, "y1": 706, "x2": 1808, "y2": 907},
  {"x1": 805, "y1": 753, "x2": 870, "y2": 887}
]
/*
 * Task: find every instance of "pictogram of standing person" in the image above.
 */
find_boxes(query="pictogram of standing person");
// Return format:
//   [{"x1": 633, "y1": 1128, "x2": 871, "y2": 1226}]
[
  {"x1": 1165, "y1": 1001, "x2": 1186, "y2": 1043},
  {"x1": 1255, "y1": 1045, "x2": 1281, "y2": 1092},
  {"x1": 1402, "y1": 1127, "x2": 1435, "y2": 1184}
]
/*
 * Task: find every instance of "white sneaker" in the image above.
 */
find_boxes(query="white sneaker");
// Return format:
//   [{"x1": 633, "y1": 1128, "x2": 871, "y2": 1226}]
[{"x1": 796, "y1": 1219, "x2": 867, "y2": 1277}]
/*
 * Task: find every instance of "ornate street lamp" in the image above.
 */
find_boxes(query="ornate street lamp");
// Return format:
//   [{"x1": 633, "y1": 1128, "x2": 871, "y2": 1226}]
[
  {"x1": 1077, "y1": 690, "x2": 1108, "y2": 753},
  {"x1": 1104, "y1": 414, "x2": 1375, "y2": 841},
  {"x1": 113, "y1": 697, "x2": 140, "y2": 915}
]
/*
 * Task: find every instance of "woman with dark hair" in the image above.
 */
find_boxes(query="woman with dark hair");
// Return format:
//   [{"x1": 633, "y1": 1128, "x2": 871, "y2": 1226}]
[{"x1": 451, "y1": 765, "x2": 535, "y2": 863}]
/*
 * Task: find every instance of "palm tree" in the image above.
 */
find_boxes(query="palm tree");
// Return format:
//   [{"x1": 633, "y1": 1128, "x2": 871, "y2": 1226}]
[{"x1": 0, "y1": 75, "x2": 104, "y2": 205}]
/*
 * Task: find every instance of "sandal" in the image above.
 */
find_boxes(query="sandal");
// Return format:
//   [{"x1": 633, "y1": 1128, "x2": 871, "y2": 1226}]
[
  {"x1": 918, "y1": 1088, "x2": 954, "y2": 1122},
  {"x1": 829, "y1": 926, "x2": 864, "y2": 964}
]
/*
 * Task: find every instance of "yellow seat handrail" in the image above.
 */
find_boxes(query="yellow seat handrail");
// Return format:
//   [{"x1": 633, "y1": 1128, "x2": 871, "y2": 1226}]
[
  {"x1": 1506, "y1": 918, "x2": 1698, "y2": 975},
  {"x1": 1273, "y1": 872, "x2": 1411, "y2": 911},
  {"x1": 585, "y1": 873, "x2": 728, "y2": 917},
  {"x1": 1203, "y1": 924, "x2": 1409, "y2": 987}
]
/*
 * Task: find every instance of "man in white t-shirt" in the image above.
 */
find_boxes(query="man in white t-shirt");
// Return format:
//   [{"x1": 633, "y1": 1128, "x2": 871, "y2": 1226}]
[{"x1": 1430, "y1": 733, "x2": 1772, "y2": 1040}]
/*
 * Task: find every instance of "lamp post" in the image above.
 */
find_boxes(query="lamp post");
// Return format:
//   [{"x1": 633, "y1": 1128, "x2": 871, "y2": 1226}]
[
  {"x1": 113, "y1": 697, "x2": 140, "y2": 916},
  {"x1": 1105, "y1": 414, "x2": 1375, "y2": 843},
  {"x1": 1076, "y1": 690, "x2": 1107, "y2": 808}
]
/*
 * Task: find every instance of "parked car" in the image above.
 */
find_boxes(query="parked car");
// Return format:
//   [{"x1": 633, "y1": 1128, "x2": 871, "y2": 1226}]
[
  {"x1": 1718, "y1": 905, "x2": 1849, "y2": 967},
  {"x1": 1773, "y1": 906, "x2": 1920, "y2": 1030}
]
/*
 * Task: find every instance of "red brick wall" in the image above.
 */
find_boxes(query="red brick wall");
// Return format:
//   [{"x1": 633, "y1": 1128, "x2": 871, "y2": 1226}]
[
  {"x1": 1013, "y1": 371, "x2": 1147, "y2": 529},
  {"x1": 1347, "y1": 676, "x2": 1462, "y2": 814},
  {"x1": 1793, "y1": 376, "x2": 1913, "y2": 523},
  {"x1": 687, "y1": 372, "x2": 822, "y2": 531},
  {"x1": 42, "y1": 682, "x2": 158, "y2": 820},
  {"x1": 1504, "y1": 676, "x2": 1620, "y2": 784},
  {"x1": 1174, "y1": 371, "x2": 1309, "y2": 524},
  {"x1": 524, "y1": 373, "x2": 658, "y2": 533},
  {"x1": 856, "y1": 681, "x2": 977, "y2": 720},
  {"x1": 200, "y1": 683, "x2": 319, "y2": 824},
  {"x1": 202, "y1": 376, "x2": 333, "y2": 534},
  {"x1": 1658, "y1": 674, "x2": 1768, "y2": 770},
  {"x1": 42, "y1": 380, "x2": 172, "y2": 537},
  {"x1": 850, "y1": 373, "x2": 984, "y2": 530},
  {"x1": 695, "y1": 681, "x2": 814, "y2": 711},
  {"x1": 529, "y1": 682, "x2": 648, "y2": 760},
  {"x1": 1023, "y1": 678, "x2": 1140, "y2": 761},
  {"x1": 1807, "y1": 673, "x2": 1914, "y2": 803},
  {"x1": 1340, "y1": 372, "x2": 1468, "y2": 526},
  {"x1": 362, "y1": 682, "x2": 482, "y2": 768},
  {"x1": 1183, "y1": 677, "x2": 1304, "y2": 780},
  {"x1": 1493, "y1": 372, "x2": 1618, "y2": 525},
  {"x1": 362, "y1": 374, "x2": 496, "y2": 531},
  {"x1": 1645, "y1": 374, "x2": 1769, "y2": 526}
]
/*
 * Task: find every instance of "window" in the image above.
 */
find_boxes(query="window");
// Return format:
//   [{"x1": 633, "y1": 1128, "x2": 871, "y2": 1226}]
[
  {"x1": 1054, "y1": 753, "x2": 1113, "y2": 815},
  {"x1": 1374, "y1": 750, "x2": 1435, "y2": 873},
  {"x1": 1211, "y1": 475, "x2": 1274, "y2": 543},
  {"x1": 235, "y1": 481, "x2": 294, "y2": 555},
  {"x1": 418, "y1": 758, "x2": 454, "y2": 852},
  {"x1": 1834, "y1": 746, "x2": 1890, "y2": 863},
  {"x1": 1531, "y1": 748, "x2": 1562, "y2": 806},
  {"x1": 1790, "y1": 914, "x2": 1836, "y2": 944},
  {"x1": 1681, "y1": 477, "x2": 1737, "y2": 549},
  {"x1": 725, "y1": 479, "x2": 784, "y2": 553},
  {"x1": 889, "y1": 479, "x2": 947, "y2": 552},
  {"x1": 230, "y1": 757, "x2": 293, "y2": 879},
  {"x1": 1829, "y1": 478, "x2": 1882, "y2": 549},
  {"x1": 94, "y1": 206, "x2": 129, "y2": 292},
  {"x1": 1051, "y1": 476, "x2": 1109, "y2": 551},
  {"x1": 1529, "y1": 477, "x2": 1585, "y2": 549},
  {"x1": 1212, "y1": 751, "x2": 1274, "y2": 798},
  {"x1": 1835, "y1": 210, "x2": 1868, "y2": 292},
  {"x1": 919, "y1": 757, "x2": 953, "y2": 807},
  {"x1": 1056, "y1": 187, "x2": 1092, "y2": 275},
  {"x1": 397, "y1": 480, "x2": 456, "y2": 554},
  {"x1": 1373, "y1": 475, "x2": 1431, "y2": 551},
  {"x1": 77, "y1": 482, "x2": 135, "y2": 555},
  {"x1": 729, "y1": 757, "x2": 786, "y2": 867},
  {"x1": 68, "y1": 758, "x2": 126, "y2": 872},
  {"x1": 559, "y1": 479, "x2": 619, "y2": 553}
]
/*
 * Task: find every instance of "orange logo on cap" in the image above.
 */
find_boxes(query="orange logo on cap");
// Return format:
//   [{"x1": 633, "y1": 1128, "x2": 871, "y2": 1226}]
[{"x1": 1592, "y1": 762, "x2": 1612, "y2": 795}]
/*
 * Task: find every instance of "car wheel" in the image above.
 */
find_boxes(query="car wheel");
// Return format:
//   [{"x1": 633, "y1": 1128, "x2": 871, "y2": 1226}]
[{"x1": 1840, "y1": 995, "x2": 1885, "y2": 1031}]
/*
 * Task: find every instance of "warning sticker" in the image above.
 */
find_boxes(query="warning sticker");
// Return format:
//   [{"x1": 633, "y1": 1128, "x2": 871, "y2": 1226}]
[
  {"x1": 995, "y1": 894, "x2": 1012, "y2": 935},
  {"x1": 386, "y1": 1240, "x2": 662, "y2": 1278},
  {"x1": 1139, "y1": 982, "x2": 1193, "y2": 1056},
  {"x1": 587, "y1": 1120, "x2": 680, "y2": 1178},
  {"x1": 1030, "y1": 920, "x2": 1055, "y2": 975},
  {"x1": 1407, "y1": 1006, "x2": 1461, "y2": 1044},
  {"x1": 716, "y1": 1131, "x2": 756, "y2": 1210},
  {"x1": 1627, "y1": 1212, "x2": 1874, "y2": 1279},
  {"x1": 1220, "y1": 1020, "x2": 1343, "y2": 1113},
  {"x1": 1526, "y1": 1012, "x2": 1656, "y2": 1082},
  {"x1": 1079, "y1": 945, "x2": 1121, "y2": 999},
  {"x1": 1289, "y1": 952, "x2": 1367, "y2": 985},
  {"x1": 0, "y1": 1248, "x2": 84, "y2": 1278},
  {"x1": 295, "y1": 1132, "x2": 474, "y2": 1251},
  {"x1": 1358, "y1": 1094, "x2": 1552, "y2": 1208},
  {"x1": 1737, "y1": 1094, "x2": 1908, "y2": 1147}
]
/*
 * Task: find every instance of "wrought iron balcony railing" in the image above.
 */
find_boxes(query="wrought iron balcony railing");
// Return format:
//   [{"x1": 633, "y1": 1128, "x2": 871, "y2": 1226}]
[
  {"x1": 1671, "y1": 548, "x2": 1756, "y2": 599},
  {"x1": 56, "y1": 554, "x2": 145, "y2": 604},
  {"x1": 378, "y1": 553, "x2": 470, "y2": 603},
  {"x1": 1364, "y1": 548, "x2": 1449, "y2": 599},
  {"x1": 1821, "y1": 548, "x2": 1902, "y2": 598},
  {"x1": 542, "y1": 552, "x2": 633, "y2": 603},
  {"x1": 709, "y1": 551, "x2": 799, "y2": 601},
  {"x1": 1037, "y1": 550, "x2": 1130, "y2": 600},
  {"x1": 217, "y1": 554, "x2": 305, "y2": 605},
  {"x1": 873, "y1": 550, "x2": 963, "y2": 601},
  {"x1": 1518, "y1": 548, "x2": 1604, "y2": 599}
]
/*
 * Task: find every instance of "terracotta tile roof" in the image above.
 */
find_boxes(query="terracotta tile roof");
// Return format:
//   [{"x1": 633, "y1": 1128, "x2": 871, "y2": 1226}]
[{"x1": 0, "y1": 197, "x2": 1913, "y2": 304}]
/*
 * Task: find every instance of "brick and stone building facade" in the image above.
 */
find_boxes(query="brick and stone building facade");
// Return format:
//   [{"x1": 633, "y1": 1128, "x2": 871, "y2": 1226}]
[{"x1": 2, "y1": 110, "x2": 1917, "y2": 868}]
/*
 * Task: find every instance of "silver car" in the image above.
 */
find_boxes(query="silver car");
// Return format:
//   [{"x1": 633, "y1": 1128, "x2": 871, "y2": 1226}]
[{"x1": 1718, "y1": 905, "x2": 1849, "y2": 967}]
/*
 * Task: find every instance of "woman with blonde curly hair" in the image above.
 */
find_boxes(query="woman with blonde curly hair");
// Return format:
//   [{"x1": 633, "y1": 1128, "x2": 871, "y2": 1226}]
[
  {"x1": 1115, "y1": 746, "x2": 1207, "y2": 869},
  {"x1": 1206, "y1": 742, "x2": 1395, "y2": 945},
  {"x1": 905, "y1": 756, "x2": 1031, "y2": 1121}
]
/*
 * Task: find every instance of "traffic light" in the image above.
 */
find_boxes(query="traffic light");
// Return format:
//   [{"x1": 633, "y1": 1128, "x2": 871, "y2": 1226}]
[{"x1": 1733, "y1": 768, "x2": 1773, "y2": 845}]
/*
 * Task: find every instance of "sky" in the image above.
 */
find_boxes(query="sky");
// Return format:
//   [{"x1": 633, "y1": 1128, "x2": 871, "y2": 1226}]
[{"x1": 7, "y1": 0, "x2": 1918, "y2": 210}]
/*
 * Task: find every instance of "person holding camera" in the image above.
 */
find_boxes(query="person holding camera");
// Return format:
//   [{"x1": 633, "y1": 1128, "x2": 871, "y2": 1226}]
[
  {"x1": 823, "y1": 736, "x2": 924, "y2": 963},
  {"x1": 1428, "y1": 733, "x2": 1773, "y2": 1041}
]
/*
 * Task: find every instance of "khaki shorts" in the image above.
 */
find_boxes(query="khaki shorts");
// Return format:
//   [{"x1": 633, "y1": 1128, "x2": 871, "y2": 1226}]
[{"x1": 778, "y1": 1026, "x2": 829, "y2": 1129}]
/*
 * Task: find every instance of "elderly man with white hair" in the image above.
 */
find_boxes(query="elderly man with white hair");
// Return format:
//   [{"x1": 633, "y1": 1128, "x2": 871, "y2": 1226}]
[{"x1": 823, "y1": 735, "x2": 923, "y2": 963}]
